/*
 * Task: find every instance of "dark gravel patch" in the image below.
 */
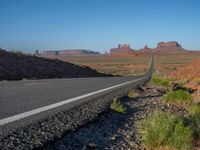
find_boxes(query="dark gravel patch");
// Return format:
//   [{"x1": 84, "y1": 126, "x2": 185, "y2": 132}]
[
  {"x1": 0, "y1": 79, "x2": 148, "y2": 150},
  {"x1": 45, "y1": 86, "x2": 187, "y2": 150},
  {"x1": 0, "y1": 98, "x2": 111, "y2": 150}
]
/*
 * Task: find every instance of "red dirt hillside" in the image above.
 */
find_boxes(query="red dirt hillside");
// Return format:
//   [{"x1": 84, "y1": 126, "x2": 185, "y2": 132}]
[
  {"x1": 169, "y1": 58, "x2": 200, "y2": 101},
  {"x1": 0, "y1": 48, "x2": 107, "y2": 81}
]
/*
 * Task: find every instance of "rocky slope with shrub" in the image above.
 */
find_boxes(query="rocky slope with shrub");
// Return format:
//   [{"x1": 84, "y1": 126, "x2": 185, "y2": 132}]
[
  {"x1": 0, "y1": 49, "x2": 107, "y2": 81},
  {"x1": 169, "y1": 57, "x2": 200, "y2": 102},
  {"x1": 46, "y1": 84, "x2": 193, "y2": 150},
  {"x1": 45, "y1": 76, "x2": 200, "y2": 150}
]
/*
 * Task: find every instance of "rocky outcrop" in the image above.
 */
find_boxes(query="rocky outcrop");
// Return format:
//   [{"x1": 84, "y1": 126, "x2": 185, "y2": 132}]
[
  {"x1": 154, "y1": 41, "x2": 186, "y2": 53},
  {"x1": 137, "y1": 41, "x2": 187, "y2": 53},
  {"x1": 138, "y1": 45, "x2": 153, "y2": 53},
  {"x1": 109, "y1": 44, "x2": 137, "y2": 56}
]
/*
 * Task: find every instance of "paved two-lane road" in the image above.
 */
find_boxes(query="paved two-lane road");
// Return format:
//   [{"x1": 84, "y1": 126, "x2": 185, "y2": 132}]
[
  {"x1": 0, "y1": 55, "x2": 153, "y2": 127},
  {"x1": 0, "y1": 75, "x2": 148, "y2": 125}
]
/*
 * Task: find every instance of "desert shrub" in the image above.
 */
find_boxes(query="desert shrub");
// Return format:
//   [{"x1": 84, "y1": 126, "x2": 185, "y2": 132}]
[
  {"x1": 187, "y1": 104, "x2": 200, "y2": 138},
  {"x1": 110, "y1": 98, "x2": 126, "y2": 113},
  {"x1": 151, "y1": 75, "x2": 170, "y2": 88},
  {"x1": 188, "y1": 104, "x2": 200, "y2": 116},
  {"x1": 188, "y1": 114, "x2": 200, "y2": 139},
  {"x1": 179, "y1": 79, "x2": 189, "y2": 86},
  {"x1": 168, "y1": 119, "x2": 193, "y2": 150},
  {"x1": 164, "y1": 90, "x2": 192, "y2": 105},
  {"x1": 137, "y1": 111, "x2": 193, "y2": 150},
  {"x1": 128, "y1": 91, "x2": 140, "y2": 98}
]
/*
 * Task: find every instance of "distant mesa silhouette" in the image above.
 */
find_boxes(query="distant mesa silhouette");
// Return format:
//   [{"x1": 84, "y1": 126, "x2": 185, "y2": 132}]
[
  {"x1": 109, "y1": 44, "x2": 137, "y2": 56},
  {"x1": 139, "y1": 41, "x2": 187, "y2": 53},
  {"x1": 35, "y1": 41, "x2": 191, "y2": 57},
  {"x1": 37, "y1": 49, "x2": 100, "y2": 57}
]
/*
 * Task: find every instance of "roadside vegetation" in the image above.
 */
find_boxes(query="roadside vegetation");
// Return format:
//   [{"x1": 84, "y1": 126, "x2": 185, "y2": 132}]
[
  {"x1": 151, "y1": 75, "x2": 171, "y2": 89},
  {"x1": 110, "y1": 98, "x2": 126, "y2": 113},
  {"x1": 187, "y1": 104, "x2": 200, "y2": 139},
  {"x1": 138, "y1": 73, "x2": 200, "y2": 150},
  {"x1": 164, "y1": 90, "x2": 193, "y2": 105},
  {"x1": 137, "y1": 111, "x2": 193, "y2": 150}
]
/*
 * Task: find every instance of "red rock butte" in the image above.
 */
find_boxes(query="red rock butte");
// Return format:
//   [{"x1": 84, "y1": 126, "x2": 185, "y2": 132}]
[
  {"x1": 154, "y1": 41, "x2": 186, "y2": 52},
  {"x1": 138, "y1": 41, "x2": 187, "y2": 53},
  {"x1": 109, "y1": 44, "x2": 137, "y2": 56}
]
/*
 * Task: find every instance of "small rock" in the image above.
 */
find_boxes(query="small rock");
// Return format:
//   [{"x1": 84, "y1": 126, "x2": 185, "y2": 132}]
[{"x1": 87, "y1": 142, "x2": 98, "y2": 148}]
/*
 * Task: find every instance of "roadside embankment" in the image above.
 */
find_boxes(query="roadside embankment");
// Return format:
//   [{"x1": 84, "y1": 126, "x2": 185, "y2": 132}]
[
  {"x1": 0, "y1": 77, "x2": 148, "y2": 150},
  {"x1": 45, "y1": 84, "x2": 187, "y2": 150}
]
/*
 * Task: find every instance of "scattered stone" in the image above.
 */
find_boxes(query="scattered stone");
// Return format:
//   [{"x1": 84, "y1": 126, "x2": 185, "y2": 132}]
[
  {"x1": 0, "y1": 84, "x2": 187, "y2": 150},
  {"x1": 45, "y1": 84, "x2": 187, "y2": 149}
]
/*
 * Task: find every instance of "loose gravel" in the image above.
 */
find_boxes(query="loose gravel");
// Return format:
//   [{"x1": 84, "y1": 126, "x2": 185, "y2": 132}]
[
  {"x1": 45, "y1": 85, "x2": 187, "y2": 150},
  {"x1": 0, "y1": 84, "x2": 187, "y2": 150}
]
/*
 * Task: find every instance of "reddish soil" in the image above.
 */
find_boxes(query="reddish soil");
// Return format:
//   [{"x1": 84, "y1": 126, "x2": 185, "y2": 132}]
[{"x1": 169, "y1": 58, "x2": 200, "y2": 102}]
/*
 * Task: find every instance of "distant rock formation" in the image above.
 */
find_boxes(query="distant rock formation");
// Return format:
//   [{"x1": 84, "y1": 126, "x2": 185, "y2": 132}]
[
  {"x1": 109, "y1": 44, "x2": 137, "y2": 56},
  {"x1": 137, "y1": 41, "x2": 187, "y2": 53},
  {"x1": 138, "y1": 45, "x2": 153, "y2": 53},
  {"x1": 40, "y1": 49, "x2": 100, "y2": 57},
  {"x1": 154, "y1": 41, "x2": 186, "y2": 53}
]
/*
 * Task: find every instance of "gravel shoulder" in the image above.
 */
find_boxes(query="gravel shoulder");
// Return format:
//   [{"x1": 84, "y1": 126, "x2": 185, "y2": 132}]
[
  {"x1": 45, "y1": 85, "x2": 187, "y2": 150},
  {"x1": 1, "y1": 82, "x2": 187, "y2": 150},
  {"x1": 0, "y1": 79, "x2": 148, "y2": 150}
]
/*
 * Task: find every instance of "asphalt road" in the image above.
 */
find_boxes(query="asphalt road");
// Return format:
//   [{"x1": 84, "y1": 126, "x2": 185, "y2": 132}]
[
  {"x1": 0, "y1": 75, "x2": 147, "y2": 122},
  {"x1": 0, "y1": 56, "x2": 153, "y2": 127}
]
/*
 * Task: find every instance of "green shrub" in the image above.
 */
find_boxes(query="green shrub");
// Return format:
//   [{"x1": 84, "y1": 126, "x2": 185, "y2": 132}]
[
  {"x1": 168, "y1": 119, "x2": 193, "y2": 150},
  {"x1": 188, "y1": 104, "x2": 200, "y2": 116},
  {"x1": 164, "y1": 90, "x2": 192, "y2": 105},
  {"x1": 179, "y1": 79, "x2": 189, "y2": 86},
  {"x1": 110, "y1": 98, "x2": 126, "y2": 113},
  {"x1": 151, "y1": 75, "x2": 170, "y2": 88},
  {"x1": 128, "y1": 91, "x2": 140, "y2": 98},
  {"x1": 188, "y1": 114, "x2": 200, "y2": 139},
  {"x1": 187, "y1": 104, "x2": 200, "y2": 138},
  {"x1": 137, "y1": 111, "x2": 193, "y2": 150}
]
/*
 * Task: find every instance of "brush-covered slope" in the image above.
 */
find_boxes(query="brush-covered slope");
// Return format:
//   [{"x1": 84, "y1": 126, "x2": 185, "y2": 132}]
[
  {"x1": 0, "y1": 49, "x2": 107, "y2": 80},
  {"x1": 169, "y1": 58, "x2": 200, "y2": 101},
  {"x1": 170, "y1": 58, "x2": 200, "y2": 81}
]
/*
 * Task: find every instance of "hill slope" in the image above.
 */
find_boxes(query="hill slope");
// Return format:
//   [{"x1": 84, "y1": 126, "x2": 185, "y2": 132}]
[
  {"x1": 0, "y1": 49, "x2": 107, "y2": 81},
  {"x1": 169, "y1": 58, "x2": 200, "y2": 101},
  {"x1": 170, "y1": 58, "x2": 200, "y2": 81}
]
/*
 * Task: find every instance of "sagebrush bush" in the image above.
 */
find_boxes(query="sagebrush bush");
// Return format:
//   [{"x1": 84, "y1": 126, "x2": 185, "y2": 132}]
[
  {"x1": 187, "y1": 104, "x2": 200, "y2": 139},
  {"x1": 110, "y1": 98, "x2": 126, "y2": 113},
  {"x1": 188, "y1": 104, "x2": 200, "y2": 116},
  {"x1": 151, "y1": 75, "x2": 170, "y2": 88},
  {"x1": 188, "y1": 114, "x2": 200, "y2": 139},
  {"x1": 137, "y1": 111, "x2": 193, "y2": 150},
  {"x1": 164, "y1": 90, "x2": 192, "y2": 105}
]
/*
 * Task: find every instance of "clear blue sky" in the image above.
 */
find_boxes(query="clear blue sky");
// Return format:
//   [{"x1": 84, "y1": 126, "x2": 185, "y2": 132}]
[{"x1": 0, "y1": 0, "x2": 200, "y2": 52}]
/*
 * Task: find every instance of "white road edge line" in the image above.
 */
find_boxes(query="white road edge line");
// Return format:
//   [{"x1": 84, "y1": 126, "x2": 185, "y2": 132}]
[{"x1": 0, "y1": 77, "x2": 148, "y2": 126}]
